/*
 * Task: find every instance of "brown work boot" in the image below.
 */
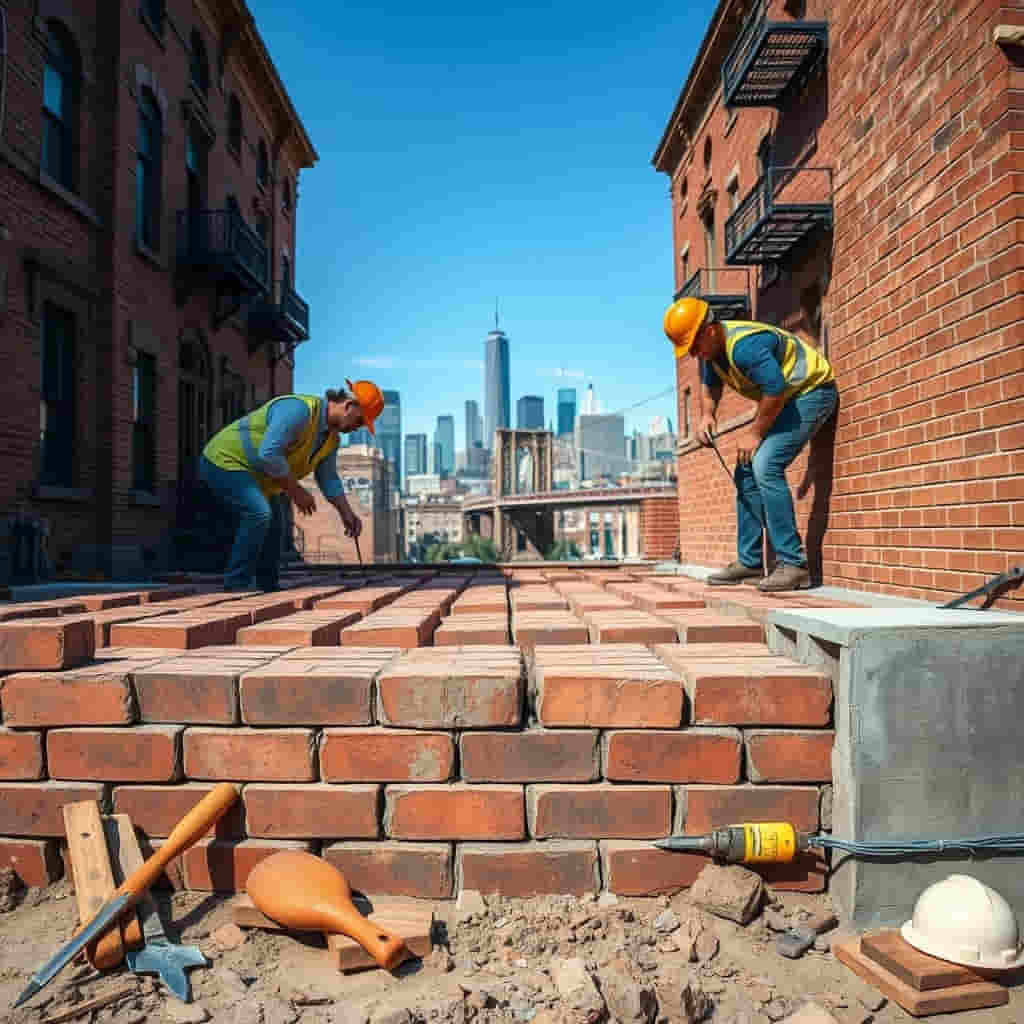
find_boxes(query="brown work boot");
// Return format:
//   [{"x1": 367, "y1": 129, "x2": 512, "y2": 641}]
[
  {"x1": 756, "y1": 564, "x2": 810, "y2": 592},
  {"x1": 707, "y1": 560, "x2": 764, "y2": 586}
]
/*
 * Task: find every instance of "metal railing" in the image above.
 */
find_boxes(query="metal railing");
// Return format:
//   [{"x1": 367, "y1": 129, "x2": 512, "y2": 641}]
[
  {"x1": 675, "y1": 267, "x2": 752, "y2": 315},
  {"x1": 176, "y1": 208, "x2": 269, "y2": 292},
  {"x1": 281, "y1": 283, "x2": 310, "y2": 337}
]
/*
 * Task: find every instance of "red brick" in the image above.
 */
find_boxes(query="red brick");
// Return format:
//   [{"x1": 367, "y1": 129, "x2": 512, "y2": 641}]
[
  {"x1": 316, "y1": 586, "x2": 407, "y2": 615},
  {"x1": 604, "y1": 729, "x2": 741, "y2": 784},
  {"x1": 0, "y1": 620, "x2": 95, "y2": 671},
  {"x1": 323, "y1": 841, "x2": 453, "y2": 899},
  {"x1": 385, "y1": 784, "x2": 525, "y2": 840},
  {"x1": 457, "y1": 841, "x2": 598, "y2": 897},
  {"x1": 435, "y1": 614, "x2": 510, "y2": 645},
  {"x1": 243, "y1": 783, "x2": 379, "y2": 839},
  {"x1": 113, "y1": 783, "x2": 246, "y2": 838},
  {"x1": 79, "y1": 593, "x2": 144, "y2": 611},
  {"x1": 142, "y1": 586, "x2": 199, "y2": 603},
  {"x1": 0, "y1": 662, "x2": 139, "y2": 727},
  {"x1": 450, "y1": 587, "x2": 508, "y2": 615},
  {"x1": 654, "y1": 611, "x2": 765, "y2": 644},
  {"x1": 183, "y1": 838, "x2": 314, "y2": 891},
  {"x1": 512, "y1": 610, "x2": 589, "y2": 650},
  {"x1": 0, "y1": 599, "x2": 87, "y2": 621},
  {"x1": 460, "y1": 730, "x2": 599, "y2": 783},
  {"x1": 533, "y1": 645, "x2": 684, "y2": 727},
  {"x1": 341, "y1": 608, "x2": 440, "y2": 648},
  {"x1": 754, "y1": 851, "x2": 829, "y2": 893},
  {"x1": 58, "y1": 608, "x2": 174, "y2": 648},
  {"x1": 184, "y1": 727, "x2": 315, "y2": 781},
  {"x1": 509, "y1": 587, "x2": 569, "y2": 611},
  {"x1": 321, "y1": 729, "x2": 454, "y2": 782},
  {"x1": 0, "y1": 837, "x2": 63, "y2": 887},
  {"x1": 745, "y1": 730, "x2": 835, "y2": 783},
  {"x1": 583, "y1": 610, "x2": 679, "y2": 644},
  {"x1": 134, "y1": 658, "x2": 251, "y2": 724},
  {"x1": 109, "y1": 611, "x2": 251, "y2": 650},
  {"x1": 47, "y1": 726, "x2": 182, "y2": 782},
  {"x1": 0, "y1": 783, "x2": 105, "y2": 836},
  {"x1": 377, "y1": 647, "x2": 523, "y2": 728},
  {"x1": 528, "y1": 784, "x2": 672, "y2": 839},
  {"x1": 237, "y1": 610, "x2": 361, "y2": 646},
  {"x1": 220, "y1": 596, "x2": 302, "y2": 625},
  {"x1": 682, "y1": 785, "x2": 820, "y2": 833},
  {"x1": 600, "y1": 840, "x2": 707, "y2": 896},
  {"x1": 0, "y1": 728, "x2": 44, "y2": 780}
]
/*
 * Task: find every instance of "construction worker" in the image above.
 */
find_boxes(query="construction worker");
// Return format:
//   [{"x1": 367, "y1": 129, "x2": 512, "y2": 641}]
[
  {"x1": 664, "y1": 298, "x2": 837, "y2": 591},
  {"x1": 199, "y1": 380, "x2": 384, "y2": 591}
]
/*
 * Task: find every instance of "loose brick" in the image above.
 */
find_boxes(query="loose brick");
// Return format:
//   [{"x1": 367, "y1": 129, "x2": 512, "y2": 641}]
[
  {"x1": 680, "y1": 785, "x2": 820, "y2": 833},
  {"x1": 0, "y1": 619, "x2": 95, "y2": 671},
  {"x1": 316, "y1": 585, "x2": 406, "y2": 616},
  {"x1": 240, "y1": 648, "x2": 396, "y2": 725},
  {"x1": 457, "y1": 841, "x2": 598, "y2": 897},
  {"x1": 59, "y1": 607, "x2": 172, "y2": 648},
  {"x1": 183, "y1": 838, "x2": 313, "y2": 891},
  {"x1": 435, "y1": 614, "x2": 510, "y2": 645},
  {"x1": 237, "y1": 610, "x2": 362, "y2": 646},
  {"x1": 0, "y1": 837, "x2": 63, "y2": 886},
  {"x1": 460, "y1": 730, "x2": 599, "y2": 783},
  {"x1": 528, "y1": 784, "x2": 672, "y2": 839},
  {"x1": 113, "y1": 783, "x2": 246, "y2": 837},
  {"x1": 745, "y1": 731, "x2": 835, "y2": 783},
  {"x1": 109, "y1": 611, "x2": 251, "y2": 650},
  {"x1": 604, "y1": 729, "x2": 742, "y2": 784},
  {"x1": 0, "y1": 728, "x2": 44, "y2": 780},
  {"x1": 323, "y1": 841, "x2": 452, "y2": 899},
  {"x1": 377, "y1": 646, "x2": 523, "y2": 728},
  {"x1": 512, "y1": 610, "x2": 589, "y2": 650},
  {"x1": 321, "y1": 729, "x2": 454, "y2": 782},
  {"x1": 184, "y1": 727, "x2": 315, "y2": 781},
  {"x1": 583, "y1": 610, "x2": 679, "y2": 644},
  {"x1": 134, "y1": 658, "x2": 256, "y2": 723},
  {"x1": 533, "y1": 645, "x2": 684, "y2": 727},
  {"x1": 385, "y1": 784, "x2": 525, "y2": 840},
  {"x1": 0, "y1": 783, "x2": 105, "y2": 836},
  {"x1": 0, "y1": 662, "x2": 142, "y2": 727},
  {"x1": 244, "y1": 783, "x2": 379, "y2": 839},
  {"x1": 450, "y1": 587, "x2": 508, "y2": 615},
  {"x1": 47, "y1": 726, "x2": 182, "y2": 782},
  {"x1": 654, "y1": 611, "x2": 765, "y2": 644},
  {"x1": 509, "y1": 587, "x2": 568, "y2": 611},
  {"x1": 341, "y1": 607, "x2": 440, "y2": 648},
  {"x1": 600, "y1": 840, "x2": 707, "y2": 896}
]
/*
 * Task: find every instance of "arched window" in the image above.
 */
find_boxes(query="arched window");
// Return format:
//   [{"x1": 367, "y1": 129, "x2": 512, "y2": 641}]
[
  {"x1": 703, "y1": 136, "x2": 712, "y2": 171},
  {"x1": 257, "y1": 139, "x2": 269, "y2": 187},
  {"x1": 679, "y1": 177, "x2": 687, "y2": 202},
  {"x1": 141, "y1": 0, "x2": 164, "y2": 34},
  {"x1": 136, "y1": 89, "x2": 162, "y2": 248},
  {"x1": 281, "y1": 177, "x2": 292, "y2": 214},
  {"x1": 281, "y1": 253, "x2": 291, "y2": 290},
  {"x1": 189, "y1": 30, "x2": 209, "y2": 96},
  {"x1": 42, "y1": 21, "x2": 78, "y2": 190},
  {"x1": 228, "y1": 94, "x2": 242, "y2": 155}
]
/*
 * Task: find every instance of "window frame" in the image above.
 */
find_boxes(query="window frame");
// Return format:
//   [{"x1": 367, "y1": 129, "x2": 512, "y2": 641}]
[
  {"x1": 189, "y1": 29, "x2": 209, "y2": 97},
  {"x1": 42, "y1": 20, "x2": 78, "y2": 192},
  {"x1": 136, "y1": 88, "x2": 163, "y2": 250},
  {"x1": 39, "y1": 302, "x2": 77, "y2": 488},
  {"x1": 257, "y1": 139, "x2": 269, "y2": 189},
  {"x1": 132, "y1": 349, "x2": 157, "y2": 492},
  {"x1": 227, "y1": 94, "x2": 242, "y2": 159}
]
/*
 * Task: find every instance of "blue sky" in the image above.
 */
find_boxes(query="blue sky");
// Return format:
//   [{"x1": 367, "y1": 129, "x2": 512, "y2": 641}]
[{"x1": 248, "y1": 0, "x2": 717, "y2": 445}]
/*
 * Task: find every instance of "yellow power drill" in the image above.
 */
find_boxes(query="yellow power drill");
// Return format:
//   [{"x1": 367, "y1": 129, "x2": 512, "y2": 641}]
[{"x1": 655, "y1": 822, "x2": 812, "y2": 864}]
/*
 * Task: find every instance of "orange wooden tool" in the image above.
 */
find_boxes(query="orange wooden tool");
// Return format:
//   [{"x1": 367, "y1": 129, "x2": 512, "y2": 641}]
[{"x1": 246, "y1": 851, "x2": 410, "y2": 970}]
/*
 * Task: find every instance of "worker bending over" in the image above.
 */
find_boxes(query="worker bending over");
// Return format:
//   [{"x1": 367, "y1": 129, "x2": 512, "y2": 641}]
[
  {"x1": 200, "y1": 380, "x2": 384, "y2": 591},
  {"x1": 664, "y1": 298, "x2": 837, "y2": 592}
]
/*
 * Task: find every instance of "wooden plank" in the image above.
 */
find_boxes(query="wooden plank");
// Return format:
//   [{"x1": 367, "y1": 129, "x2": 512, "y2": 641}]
[
  {"x1": 63, "y1": 801, "x2": 125, "y2": 970},
  {"x1": 833, "y1": 937, "x2": 1007, "y2": 1016},
  {"x1": 40, "y1": 982, "x2": 138, "y2": 1024},
  {"x1": 861, "y1": 930, "x2": 986, "y2": 991},
  {"x1": 229, "y1": 893, "x2": 433, "y2": 971},
  {"x1": 101, "y1": 815, "x2": 150, "y2": 951}
]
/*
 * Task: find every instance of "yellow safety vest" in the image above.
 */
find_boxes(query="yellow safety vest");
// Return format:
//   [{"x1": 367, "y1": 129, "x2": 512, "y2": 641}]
[
  {"x1": 202, "y1": 393, "x2": 339, "y2": 497},
  {"x1": 708, "y1": 321, "x2": 834, "y2": 402}
]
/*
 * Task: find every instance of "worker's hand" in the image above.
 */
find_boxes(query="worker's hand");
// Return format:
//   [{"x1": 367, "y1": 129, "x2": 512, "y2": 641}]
[
  {"x1": 340, "y1": 505, "x2": 362, "y2": 539},
  {"x1": 288, "y1": 483, "x2": 316, "y2": 516},
  {"x1": 735, "y1": 429, "x2": 762, "y2": 467},
  {"x1": 697, "y1": 415, "x2": 717, "y2": 447}
]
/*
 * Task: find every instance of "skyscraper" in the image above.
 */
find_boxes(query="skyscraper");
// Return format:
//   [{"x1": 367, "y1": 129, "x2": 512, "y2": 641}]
[
  {"x1": 484, "y1": 325, "x2": 510, "y2": 448},
  {"x1": 403, "y1": 433, "x2": 427, "y2": 486},
  {"x1": 557, "y1": 388, "x2": 576, "y2": 436},
  {"x1": 465, "y1": 399, "x2": 482, "y2": 450},
  {"x1": 576, "y1": 413, "x2": 626, "y2": 481},
  {"x1": 516, "y1": 395, "x2": 544, "y2": 430},
  {"x1": 377, "y1": 390, "x2": 401, "y2": 487},
  {"x1": 434, "y1": 415, "x2": 455, "y2": 477}
]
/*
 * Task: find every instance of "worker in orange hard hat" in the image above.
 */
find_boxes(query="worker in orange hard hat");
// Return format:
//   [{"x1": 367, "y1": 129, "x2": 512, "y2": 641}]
[
  {"x1": 200, "y1": 379, "x2": 385, "y2": 590},
  {"x1": 664, "y1": 297, "x2": 837, "y2": 592}
]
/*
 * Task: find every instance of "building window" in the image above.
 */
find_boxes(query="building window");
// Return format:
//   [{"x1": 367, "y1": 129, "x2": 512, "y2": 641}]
[
  {"x1": 702, "y1": 208, "x2": 716, "y2": 290},
  {"x1": 42, "y1": 21, "x2": 78, "y2": 190},
  {"x1": 189, "y1": 30, "x2": 209, "y2": 96},
  {"x1": 136, "y1": 89, "x2": 162, "y2": 249},
  {"x1": 140, "y1": 0, "x2": 164, "y2": 35},
  {"x1": 219, "y1": 368, "x2": 245, "y2": 427},
  {"x1": 178, "y1": 339, "x2": 210, "y2": 482},
  {"x1": 186, "y1": 125, "x2": 207, "y2": 217},
  {"x1": 281, "y1": 253, "x2": 291, "y2": 289},
  {"x1": 727, "y1": 177, "x2": 739, "y2": 215},
  {"x1": 228, "y1": 95, "x2": 242, "y2": 156},
  {"x1": 257, "y1": 139, "x2": 269, "y2": 188},
  {"x1": 40, "y1": 303, "x2": 76, "y2": 487},
  {"x1": 133, "y1": 351, "x2": 157, "y2": 492},
  {"x1": 703, "y1": 137, "x2": 712, "y2": 172},
  {"x1": 281, "y1": 177, "x2": 292, "y2": 213}
]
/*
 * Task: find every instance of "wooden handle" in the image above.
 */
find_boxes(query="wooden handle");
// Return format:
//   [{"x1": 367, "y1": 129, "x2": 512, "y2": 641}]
[
  {"x1": 115, "y1": 783, "x2": 238, "y2": 906},
  {"x1": 326, "y1": 909, "x2": 409, "y2": 971}
]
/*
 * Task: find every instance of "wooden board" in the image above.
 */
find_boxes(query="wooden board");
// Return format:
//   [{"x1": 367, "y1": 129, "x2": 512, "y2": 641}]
[
  {"x1": 229, "y1": 893, "x2": 433, "y2": 972},
  {"x1": 101, "y1": 815, "x2": 151, "y2": 952},
  {"x1": 833, "y1": 937, "x2": 1007, "y2": 1016},
  {"x1": 63, "y1": 800, "x2": 125, "y2": 970},
  {"x1": 861, "y1": 930, "x2": 986, "y2": 991}
]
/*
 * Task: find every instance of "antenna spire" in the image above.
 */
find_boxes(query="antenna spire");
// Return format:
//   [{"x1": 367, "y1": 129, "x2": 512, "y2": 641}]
[{"x1": 495, "y1": 297, "x2": 499, "y2": 330}]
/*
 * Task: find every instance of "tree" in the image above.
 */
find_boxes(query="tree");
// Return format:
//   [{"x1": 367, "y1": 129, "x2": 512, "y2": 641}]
[
  {"x1": 546, "y1": 539, "x2": 582, "y2": 561},
  {"x1": 461, "y1": 533, "x2": 499, "y2": 563}
]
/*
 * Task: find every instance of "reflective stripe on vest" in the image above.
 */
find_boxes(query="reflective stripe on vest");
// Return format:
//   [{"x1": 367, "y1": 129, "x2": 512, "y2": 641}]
[
  {"x1": 202, "y1": 393, "x2": 339, "y2": 497},
  {"x1": 709, "y1": 321, "x2": 835, "y2": 402}
]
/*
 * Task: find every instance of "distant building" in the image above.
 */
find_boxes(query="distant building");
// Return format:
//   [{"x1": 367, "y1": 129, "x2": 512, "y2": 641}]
[
  {"x1": 403, "y1": 496, "x2": 464, "y2": 553},
  {"x1": 434, "y1": 415, "x2": 455, "y2": 477},
  {"x1": 406, "y1": 473, "x2": 442, "y2": 496},
  {"x1": 465, "y1": 399, "x2": 482, "y2": 450},
  {"x1": 484, "y1": 327, "x2": 510, "y2": 447},
  {"x1": 403, "y1": 433, "x2": 428, "y2": 486},
  {"x1": 516, "y1": 395, "x2": 544, "y2": 430},
  {"x1": 377, "y1": 390, "x2": 401, "y2": 488},
  {"x1": 557, "y1": 388, "x2": 577, "y2": 436},
  {"x1": 576, "y1": 413, "x2": 626, "y2": 481}
]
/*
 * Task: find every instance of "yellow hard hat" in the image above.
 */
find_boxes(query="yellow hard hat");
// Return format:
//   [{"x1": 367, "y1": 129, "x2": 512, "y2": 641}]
[
  {"x1": 663, "y1": 297, "x2": 710, "y2": 357},
  {"x1": 345, "y1": 378, "x2": 385, "y2": 435}
]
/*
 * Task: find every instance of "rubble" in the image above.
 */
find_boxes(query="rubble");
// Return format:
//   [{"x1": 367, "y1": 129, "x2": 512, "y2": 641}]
[
  {"x1": 0, "y1": 866, "x2": 24, "y2": 913},
  {"x1": 688, "y1": 863, "x2": 764, "y2": 925}
]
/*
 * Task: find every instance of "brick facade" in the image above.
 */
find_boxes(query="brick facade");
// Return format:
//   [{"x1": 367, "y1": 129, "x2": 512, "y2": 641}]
[
  {"x1": 657, "y1": 0, "x2": 1023, "y2": 605},
  {"x1": 0, "y1": 0, "x2": 315, "y2": 581}
]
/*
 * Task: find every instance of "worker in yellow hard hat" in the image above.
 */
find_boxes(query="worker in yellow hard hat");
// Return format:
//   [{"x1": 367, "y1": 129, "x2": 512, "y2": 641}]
[
  {"x1": 200, "y1": 379, "x2": 385, "y2": 590},
  {"x1": 664, "y1": 297, "x2": 837, "y2": 592}
]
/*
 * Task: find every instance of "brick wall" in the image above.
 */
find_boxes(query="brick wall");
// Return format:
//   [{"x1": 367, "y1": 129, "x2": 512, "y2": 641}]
[{"x1": 640, "y1": 496, "x2": 681, "y2": 559}]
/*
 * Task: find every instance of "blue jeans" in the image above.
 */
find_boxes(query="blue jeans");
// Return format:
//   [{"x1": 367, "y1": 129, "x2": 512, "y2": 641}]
[
  {"x1": 735, "y1": 384, "x2": 838, "y2": 569},
  {"x1": 198, "y1": 456, "x2": 282, "y2": 591}
]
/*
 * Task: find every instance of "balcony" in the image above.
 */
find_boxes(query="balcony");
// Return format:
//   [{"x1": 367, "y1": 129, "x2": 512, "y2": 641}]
[
  {"x1": 724, "y1": 166, "x2": 832, "y2": 266},
  {"x1": 248, "y1": 281, "x2": 310, "y2": 350},
  {"x1": 722, "y1": 2, "x2": 827, "y2": 108},
  {"x1": 675, "y1": 267, "x2": 751, "y2": 320}
]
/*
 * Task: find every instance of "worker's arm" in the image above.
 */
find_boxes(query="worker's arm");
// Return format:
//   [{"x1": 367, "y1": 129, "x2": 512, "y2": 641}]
[
  {"x1": 697, "y1": 361, "x2": 723, "y2": 445},
  {"x1": 314, "y1": 457, "x2": 363, "y2": 538},
  {"x1": 257, "y1": 398, "x2": 317, "y2": 513},
  {"x1": 733, "y1": 333, "x2": 788, "y2": 465}
]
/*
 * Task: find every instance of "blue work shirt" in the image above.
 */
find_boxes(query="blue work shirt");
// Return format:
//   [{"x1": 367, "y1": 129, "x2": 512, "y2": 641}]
[
  {"x1": 255, "y1": 396, "x2": 344, "y2": 499},
  {"x1": 701, "y1": 330, "x2": 787, "y2": 396}
]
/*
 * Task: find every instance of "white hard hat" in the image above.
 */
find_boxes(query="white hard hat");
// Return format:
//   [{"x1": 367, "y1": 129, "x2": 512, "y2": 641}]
[{"x1": 901, "y1": 874, "x2": 1024, "y2": 970}]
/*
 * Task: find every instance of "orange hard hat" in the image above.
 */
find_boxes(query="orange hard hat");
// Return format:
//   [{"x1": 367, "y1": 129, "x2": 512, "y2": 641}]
[
  {"x1": 345, "y1": 378, "x2": 385, "y2": 435},
  {"x1": 663, "y1": 297, "x2": 710, "y2": 357}
]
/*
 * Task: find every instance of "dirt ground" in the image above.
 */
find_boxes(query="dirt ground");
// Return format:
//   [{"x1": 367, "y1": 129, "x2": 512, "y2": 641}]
[{"x1": 2, "y1": 875, "x2": 1022, "y2": 1024}]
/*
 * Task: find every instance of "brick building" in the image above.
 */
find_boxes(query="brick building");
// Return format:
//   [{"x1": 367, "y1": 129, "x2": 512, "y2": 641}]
[
  {"x1": 0, "y1": 0, "x2": 315, "y2": 580},
  {"x1": 655, "y1": 0, "x2": 1023, "y2": 605}
]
